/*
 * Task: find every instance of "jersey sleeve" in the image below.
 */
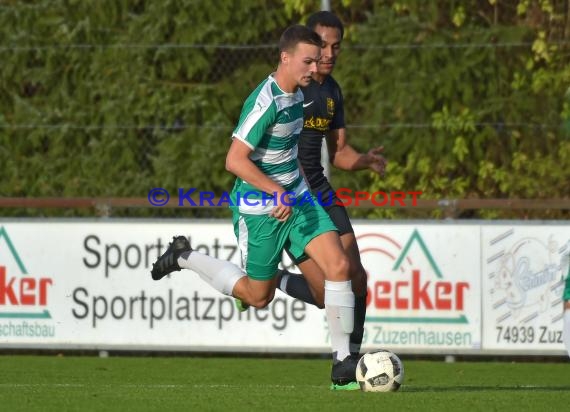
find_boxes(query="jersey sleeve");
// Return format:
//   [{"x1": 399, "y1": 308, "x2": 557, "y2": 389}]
[{"x1": 232, "y1": 95, "x2": 276, "y2": 150}]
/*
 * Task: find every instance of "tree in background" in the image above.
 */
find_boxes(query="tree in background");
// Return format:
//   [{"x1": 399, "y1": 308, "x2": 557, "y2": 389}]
[
  {"x1": 1, "y1": 0, "x2": 568, "y2": 218},
  {"x1": 330, "y1": 0, "x2": 570, "y2": 218}
]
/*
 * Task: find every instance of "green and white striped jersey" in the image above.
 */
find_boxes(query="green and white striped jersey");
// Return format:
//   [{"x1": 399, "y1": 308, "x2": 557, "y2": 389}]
[{"x1": 230, "y1": 75, "x2": 308, "y2": 215}]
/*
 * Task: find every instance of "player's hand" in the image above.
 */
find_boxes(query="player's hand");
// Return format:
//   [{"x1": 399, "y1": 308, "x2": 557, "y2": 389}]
[
  {"x1": 366, "y1": 146, "x2": 387, "y2": 176},
  {"x1": 271, "y1": 191, "x2": 293, "y2": 222}
]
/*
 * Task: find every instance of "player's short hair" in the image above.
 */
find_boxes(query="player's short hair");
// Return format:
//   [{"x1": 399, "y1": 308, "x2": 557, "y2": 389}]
[
  {"x1": 278, "y1": 24, "x2": 322, "y2": 53},
  {"x1": 306, "y1": 11, "x2": 344, "y2": 40}
]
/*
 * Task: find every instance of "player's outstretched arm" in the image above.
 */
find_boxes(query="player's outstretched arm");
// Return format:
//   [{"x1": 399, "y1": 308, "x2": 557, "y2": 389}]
[{"x1": 326, "y1": 128, "x2": 387, "y2": 175}]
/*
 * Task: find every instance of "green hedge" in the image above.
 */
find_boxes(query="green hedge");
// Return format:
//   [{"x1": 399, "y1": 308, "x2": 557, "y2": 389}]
[{"x1": 1, "y1": 0, "x2": 568, "y2": 218}]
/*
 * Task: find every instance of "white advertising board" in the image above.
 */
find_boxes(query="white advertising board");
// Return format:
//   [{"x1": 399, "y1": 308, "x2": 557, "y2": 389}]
[
  {"x1": 0, "y1": 222, "x2": 326, "y2": 351},
  {"x1": 481, "y1": 225, "x2": 569, "y2": 353},
  {"x1": 354, "y1": 225, "x2": 481, "y2": 353},
  {"x1": 0, "y1": 220, "x2": 567, "y2": 355}
]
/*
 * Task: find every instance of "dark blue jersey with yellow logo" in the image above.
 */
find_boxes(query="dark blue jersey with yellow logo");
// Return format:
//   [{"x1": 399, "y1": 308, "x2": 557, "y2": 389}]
[{"x1": 299, "y1": 76, "x2": 345, "y2": 189}]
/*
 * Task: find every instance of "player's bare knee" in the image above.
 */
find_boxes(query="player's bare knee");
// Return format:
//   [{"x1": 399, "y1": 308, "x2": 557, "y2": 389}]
[
  {"x1": 338, "y1": 255, "x2": 351, "y2": 278},
  {"x1": 565, "y1": 300, "x2": 570, "y2": 310},
  {"x1": 325, "y1": 254, "x2": 350, "y2": 281}
]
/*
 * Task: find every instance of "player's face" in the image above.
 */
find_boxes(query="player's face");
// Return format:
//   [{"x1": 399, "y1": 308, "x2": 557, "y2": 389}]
[
  {"x1": 284, "y1": 42, "x2": 320, "y2": 88},
  {"x1": 314, "y1": 24, "x2": 342, "y2": 76}
]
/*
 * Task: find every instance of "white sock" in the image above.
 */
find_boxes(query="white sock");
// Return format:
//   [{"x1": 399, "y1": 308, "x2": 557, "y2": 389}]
[
  {"x1": 324, "y1": 280, "x2": 355, "y2": 362},
  {"x1": 178, "y1": 251, "x2": 245, "y2": 296},
  {"x1": 564, "y1": 310, "x2": 570, "y2": 359}
]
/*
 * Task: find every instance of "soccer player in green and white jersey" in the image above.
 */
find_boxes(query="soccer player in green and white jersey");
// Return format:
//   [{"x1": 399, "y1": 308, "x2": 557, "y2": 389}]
[
  {"x1": 265, "y1": 11, "x2": 385, "y2": 363},
  {"x1": 151, "y1": 24, "x2": 359, "y2": 390}
]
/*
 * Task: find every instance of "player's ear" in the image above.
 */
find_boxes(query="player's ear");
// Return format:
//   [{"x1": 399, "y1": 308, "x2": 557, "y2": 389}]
[{"x1": 280, "y1": 50, "x2": 289, "y2": 65}]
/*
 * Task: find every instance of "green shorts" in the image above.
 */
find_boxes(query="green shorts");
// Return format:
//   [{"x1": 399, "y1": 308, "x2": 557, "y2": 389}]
[{"x1": 232, "y1": 200, "x2": 338, "y2": 280}]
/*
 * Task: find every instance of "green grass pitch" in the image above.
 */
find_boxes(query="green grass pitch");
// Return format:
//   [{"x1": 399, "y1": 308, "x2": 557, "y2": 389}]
[{"x1": 0, "y1": 355, "x2": 568, "y2": 411}]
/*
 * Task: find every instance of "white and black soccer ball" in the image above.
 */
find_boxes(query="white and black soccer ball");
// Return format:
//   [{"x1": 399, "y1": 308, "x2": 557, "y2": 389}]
[{"x1": 356, "y1": 350, "x2": 404, "y2": 392}]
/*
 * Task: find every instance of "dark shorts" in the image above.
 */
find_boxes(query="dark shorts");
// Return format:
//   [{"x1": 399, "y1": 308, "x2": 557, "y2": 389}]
[{"x1": 287, "y1": 181, "x2": 354, "y2": 265}]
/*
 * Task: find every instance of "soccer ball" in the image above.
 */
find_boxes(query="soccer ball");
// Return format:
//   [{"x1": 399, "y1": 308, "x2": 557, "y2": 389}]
[{"x1": 356, "y1": 350, "x2": 404, "y2": 392}]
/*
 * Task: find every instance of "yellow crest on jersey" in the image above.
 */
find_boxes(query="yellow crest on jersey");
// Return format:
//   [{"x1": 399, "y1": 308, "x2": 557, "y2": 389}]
[{"x1": 327, "y1": 98, "x2": 334, "y2": 116}]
